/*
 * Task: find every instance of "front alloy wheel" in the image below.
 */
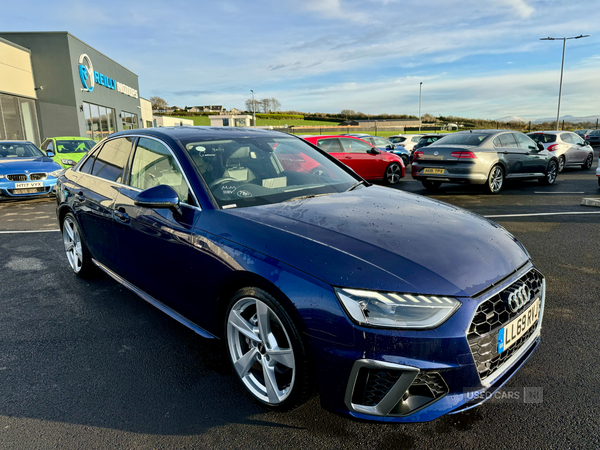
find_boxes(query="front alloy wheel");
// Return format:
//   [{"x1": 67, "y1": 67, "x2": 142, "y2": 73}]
[
  {"x1": 226, "y1": 288, "x2": 313, "y2": 410},
  {"x1": 62, "y1": 213, "x2": 94, "y2": 277},
  {"x1": 486, "y1": 165, "x2": 504, "y2": 194},
  {"x1": 385, "y1": 162, "x2": 402, "y2": 185}
]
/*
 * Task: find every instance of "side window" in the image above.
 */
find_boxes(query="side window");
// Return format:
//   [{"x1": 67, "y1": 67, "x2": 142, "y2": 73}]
[
  {"x1": 493, "y1": 133, "x2": 518, "y2": 148},
  {"x1": 316, "y1": 139, "x2": 343, "y2": 153},
  {"x1": 130, "y1": 137, "x2": 194, "y2": 205},
  {"x1": 41, "y1": 140, "x2": 50, "y2": 151},
  {"x1": 91, "y1": 137, "x2": 134, "y2": 183},
  {"x1": 340, "y1": 138, "x2": 372, "y2": 153},
  {"x1": 571, "y1": 133, "x2": 584, "y2": 145},
  {"x1": 514, "y1": 133, "x2": 537, "y2": 150},
  {"x1": 561, "y1": 133, "x2": 573, "y2": 144},
  {"x1": 373, "y1": 137, "x2": 389, "y2": 147},
  {"x1": 79, "y1": 145, "x2": 102, "y2": 174}
]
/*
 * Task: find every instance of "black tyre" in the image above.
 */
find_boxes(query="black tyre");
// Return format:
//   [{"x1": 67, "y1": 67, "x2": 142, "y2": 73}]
[
  {"x1": 384, "y1": 162, "x2": 402, "y2": 185},
  {"x1": 61, "y1": 212, "x2": 96, "y2": 277},
  {"x1": 582, "y1": 153, "x2": 593, "y2": 170},
  {"x1": 421, "y1": 180, "x2": 442, "y2": 191},
  {"x1": 558, "y1": 155, "x2": 565, "y2": 172},
  {"x1": 486, "y1": 165, "x2": 504, "y2": 194},
  {"x1": 225, "y1": 287, "x2": 315, "y2": 411},
  {"x1": 401, "y1": 155, "x2": 409, "y2": 167},
  {"x1": 540, "y1": 160, "x2": 558, "y2": 185}
]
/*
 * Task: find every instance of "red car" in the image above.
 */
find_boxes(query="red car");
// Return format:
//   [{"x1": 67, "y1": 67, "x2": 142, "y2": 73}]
[{"x1": 303, "y1": 135, "x2": 405, "y2": 184}]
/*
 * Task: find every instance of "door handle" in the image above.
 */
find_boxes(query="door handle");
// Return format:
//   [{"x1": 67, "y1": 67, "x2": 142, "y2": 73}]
[
  {"x1": 114, "y1": 207, "x2": 130, "y2": 223},
  {"x1": 75, "y1": 191, "x2": 85, "y2": 202}
]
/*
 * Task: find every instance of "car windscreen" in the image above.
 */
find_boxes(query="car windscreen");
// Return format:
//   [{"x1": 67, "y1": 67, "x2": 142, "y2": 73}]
[
  {"x1": 56, "y1": 140, "x2": 96, "y2": 153},
  {"x1": 431, "y1": 133, "x2": 489, "y2": 146},
  {"x1": 527, "y1": 133, "x2": 556, "y2": 144},
  {"x1": 0, "y1": 142, "x2": 44, "y2": 158},
  {"x1": 180, "y1": 135, "x2": 358, "y2": 209}
]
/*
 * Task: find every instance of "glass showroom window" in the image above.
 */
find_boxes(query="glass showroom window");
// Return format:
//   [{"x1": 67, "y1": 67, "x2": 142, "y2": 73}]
[
  {"x1": 0, "y1": 93, "x2": 40, "y2": 145},
  {"x1": 83, "y1": 102, "x2": 117, "y2": 141},
  {"x1": 121, "y1": 111, "x2": 138, "y2": 131}
]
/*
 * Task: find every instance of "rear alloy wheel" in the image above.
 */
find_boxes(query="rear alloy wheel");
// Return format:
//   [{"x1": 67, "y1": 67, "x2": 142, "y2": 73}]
[
  {"x1": 486, "y1": 165, "x2": 504, "y2": 194},
  {"x1": 62, "y1": 213, "x2": 95, "y2": 277},
  {"x1": 225, "y1": 288, "x2": 314, "y2": 411},
  {"x1": 384, "y1": 162, "x2": 402, "y2": 185},
  {"x1": 540, "y1": 160, "x2": 558, "y2": 185},
  {"x1": 558, "y1": 155, "x2": 565, "y2": 172},
  {"x1": 582, "y1": 153, "x2": 593, "y2": 170},
  {"x1": 421, "y1": 180, "x2": 442, "y2": 191}
]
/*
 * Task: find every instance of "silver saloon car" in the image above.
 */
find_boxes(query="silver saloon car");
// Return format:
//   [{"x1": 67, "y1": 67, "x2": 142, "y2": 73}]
[
  {"x1": 412, "y1": 130, "x2": 559, "y2": 194},
  {"x1": 527, "y1": 131, "x2": 594, "y2": 172}
]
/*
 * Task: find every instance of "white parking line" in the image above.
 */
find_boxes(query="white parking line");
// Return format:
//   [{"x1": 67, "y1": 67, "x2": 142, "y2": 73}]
[
  {"x1": 0, "y1": 229, "x2": 60, "y2": 234},
  {"x1": 533, "y1": 192, "x2": 585, "y2": 194},
  {"x1": 485, "y1": 211, "x2": 600, "y2": 218}
]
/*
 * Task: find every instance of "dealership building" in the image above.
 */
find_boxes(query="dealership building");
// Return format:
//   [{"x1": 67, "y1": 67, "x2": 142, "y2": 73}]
[{"x1": 0, "y1": 32, "x2": 153, "y2": 146}]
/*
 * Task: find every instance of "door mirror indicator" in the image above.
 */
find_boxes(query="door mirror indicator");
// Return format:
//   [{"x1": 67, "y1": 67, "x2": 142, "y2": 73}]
[{"x1": 47, "y1": 151, "x2": 55, "y2": 157}]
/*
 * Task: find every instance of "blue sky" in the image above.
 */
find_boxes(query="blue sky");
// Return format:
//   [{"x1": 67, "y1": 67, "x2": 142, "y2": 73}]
[{"x1": 2, "y1": 0, "x2": 599, "y2": 120}]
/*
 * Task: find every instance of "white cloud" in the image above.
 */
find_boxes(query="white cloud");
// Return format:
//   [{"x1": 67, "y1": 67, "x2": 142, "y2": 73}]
[
  {"x1": 304, "y1": 0, "x2": 368, "y2": 22},
  {"x1": 498, "y1": 0, "x2": 535, "y2": 18}
]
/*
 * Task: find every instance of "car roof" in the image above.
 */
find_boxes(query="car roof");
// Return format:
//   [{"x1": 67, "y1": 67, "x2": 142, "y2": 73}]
[
  {"x1": 50, "y1": 136, "x2": 95, "y2": 140},
  {"x1": 0, "y1": 140, "x2": 35, "y2": 145},
  {"x1": 106, "y1": 126, "x2": 293, "y2": 142},
  {"x1": 527, "y1": 131, "x2": 572, "y2": 135}
]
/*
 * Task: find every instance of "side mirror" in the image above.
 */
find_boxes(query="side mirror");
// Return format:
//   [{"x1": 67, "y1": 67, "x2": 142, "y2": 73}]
[
  {"x1": 134, "y1": 184, "x2": 180, "y2": 209},
  {"x1": 46, "y1": 150, "x2": 55, "y2": 157},
  {"x1": 387, "y1": 144, "x2": 394, "y2": 150},
  {"x1": 368, "y1": 148, "x2": 380, "y2": 155},
  {"x1": 584, "y1": 141, "x2": 590, "y2": 146},
  {"x1": 537, "y1": 143, "x2": 544, "y2": 151}
]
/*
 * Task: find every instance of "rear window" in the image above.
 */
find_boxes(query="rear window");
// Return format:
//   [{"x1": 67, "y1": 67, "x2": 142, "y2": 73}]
[
  {"x1": 431, "y1": 133, "x2": 489, "y2": 146},
  {"x1": 589, "y1": 130, "x2": 600, "y2": 136},
  {"x1": 389, "y1": 136, "x2": 406, "y2": 144},
  {"x1": 528, "y1": 133, "x2": 556, "y2": 144}
]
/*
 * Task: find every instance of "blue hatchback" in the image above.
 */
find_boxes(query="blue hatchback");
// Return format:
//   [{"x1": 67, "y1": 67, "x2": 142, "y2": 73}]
[
  {"x1": 55, "y1": 127, "x2": 545, "y2": 422},
  {"x1": 0, "y1": 141, "x2": 63, "y2": 199}
]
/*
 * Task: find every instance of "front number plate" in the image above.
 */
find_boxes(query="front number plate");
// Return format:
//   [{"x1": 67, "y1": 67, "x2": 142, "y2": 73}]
[
  {"x1": 15, "y1": 182, "x2": 43, "y2": 189},
  {"x1": 498, "y1": 298, "x2": 541, "y2": 353},
  {"x1": 423, "y1": 168, "x2": 445, "y2": 174}
]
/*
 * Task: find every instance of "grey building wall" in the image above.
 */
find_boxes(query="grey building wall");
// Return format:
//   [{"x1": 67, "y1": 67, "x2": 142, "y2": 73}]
[{"x1": 0, "y1": 32, "x2": 141, "y2": 140}]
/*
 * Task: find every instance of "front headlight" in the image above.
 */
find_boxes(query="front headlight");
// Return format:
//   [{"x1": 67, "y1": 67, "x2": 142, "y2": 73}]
[
  {"x1": 60, "y1": 159, "x2": 76, "y2": 166},
  {"x1": 49, "y1": 169, "x2": 65, "y2": 178},
  {"x1": 334, "y1": 288, "x2": 461, "y2": 329},
  {"x1": 0, "y1": 174, "x2": 5, "y2": 179}
]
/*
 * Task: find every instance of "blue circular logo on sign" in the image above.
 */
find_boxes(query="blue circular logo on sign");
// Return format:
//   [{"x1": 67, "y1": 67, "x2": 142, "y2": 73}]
[{"x1": 78, "y1": 54, "x2": 94, "y2": 92}]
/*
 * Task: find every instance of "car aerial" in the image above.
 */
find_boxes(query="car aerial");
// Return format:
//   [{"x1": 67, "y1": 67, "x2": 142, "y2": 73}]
[
  {"x1": 0, "y1": 140, "x2": 64, "y2": 199},
  {"x1": 40, "y1": 136, "x2": 97, "y2": 168},
  {"x1": 56, "y1": 127, "x2": 546, "y2": 422},
  {"x1": 303, "y1": 135, "x2": 404, "y2": 184},
  {"x1": 412, "y1": 130, "x2": 559, "y2": 194},
  {"x1": 584, "y1": 129, "x2": 600, "y2": 147},
  {"x1": 344, "y1": 134, "x2": 410, "y2": 166},
  {"x1": 388, "y1": 134, "x2": 424, "y2": 152},
  {"x1": 526, "y1": 131, "x2": 594, "y2": 172}
]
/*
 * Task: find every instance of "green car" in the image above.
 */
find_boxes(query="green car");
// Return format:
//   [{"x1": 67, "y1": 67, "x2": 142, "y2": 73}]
[{"x1": 40, "y1": 137, "x2": 97, "y2": 168}]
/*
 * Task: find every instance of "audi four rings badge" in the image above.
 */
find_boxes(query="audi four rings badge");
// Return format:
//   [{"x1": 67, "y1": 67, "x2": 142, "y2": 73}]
[{"x1": 505, "y1": 284, "x2": 531, "y2": 313}]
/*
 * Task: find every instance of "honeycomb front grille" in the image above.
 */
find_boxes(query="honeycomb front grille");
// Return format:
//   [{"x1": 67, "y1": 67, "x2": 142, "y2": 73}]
[
  {"x1": 353, "y1": 369, "x2": 402, "y2": 406},
  {"x1": 412, "y1": 372, "x2": 448, "y2": 399},
  {"x1": 468, "y1": 269, "x2": 544, "y2": 380}
]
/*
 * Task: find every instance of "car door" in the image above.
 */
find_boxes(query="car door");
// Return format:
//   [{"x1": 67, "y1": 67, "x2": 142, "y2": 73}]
[
  {"x1": 513, "y1": 133, "x2": 547, "y2": 174},
  {"x1": 71, "y1": 137, "x2": 134, "y2": 270},
  {"x1": 339, "y1": 138, "x2": 381, "y2": 179},
  {"x1": 565, "y1": 132, "x2": 587, "y2": 163},
  {"x1": 493, "y1": 133, "x2": 524, "y2": 176},
  {"x1": 315, "y1": 137, "x2": 349, "y2": 164},
  {"x1": 113, "y1": 136, "x2": 201, "y2": 318}
]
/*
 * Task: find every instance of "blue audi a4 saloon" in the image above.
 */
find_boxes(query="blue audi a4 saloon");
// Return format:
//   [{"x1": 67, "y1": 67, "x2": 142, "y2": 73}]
[
  {"x1": 0, "y1": 140, "x2": 63, "y2": 199},
  {"x1": 56, "y1": 127, "x2": 545, "y2": 422}
]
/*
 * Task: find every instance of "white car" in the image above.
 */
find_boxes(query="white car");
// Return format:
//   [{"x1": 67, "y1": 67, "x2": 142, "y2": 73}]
[
  {"x1": 527, "y1": 131, "x2": 594, "y2": 172},
  {"x1": 596, "y1": 155, "x2": 600, "y2": 187},
  {"x1": 388, "y1": 134, "x2": 424, "y2": 151}
]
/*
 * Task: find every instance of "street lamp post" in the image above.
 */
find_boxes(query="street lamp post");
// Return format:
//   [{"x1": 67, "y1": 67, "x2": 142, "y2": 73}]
[
  {"x1": 418, "y1": 82, "x2": 423, "y2": 134},
  {"x1": 250, "y1": 89, "x2": 256, "y2": 126},
  {"x1": 540, "y1": 35, "x2": 589, "y2": 131}
]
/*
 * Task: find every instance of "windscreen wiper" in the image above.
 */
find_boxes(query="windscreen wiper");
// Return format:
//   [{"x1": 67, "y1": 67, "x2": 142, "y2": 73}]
[
  {"x1": 283, "y1": 193, "x2": 333, "y2": 202},
  {"x1": 346, "y1": 180, "x2": 368, "y2": 191}
]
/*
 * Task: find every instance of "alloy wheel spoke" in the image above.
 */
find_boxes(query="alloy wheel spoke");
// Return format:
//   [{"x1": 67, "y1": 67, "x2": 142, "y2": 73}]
[
  {"x1": 230, "y1": 310, "x2": 261, "y2": 342},
  {"x1": 234, "y1": 347, "x2": 259, "y2": 378},
  {"x1": 268, "y1": 348, "x2": 294, "y2": 369},
  {"x1": 262, "y1": 362, "x2": 281, "y2": 403},
  {"x1": 65, "y1": 222, "x2": 74, "y2": 240},
  {"x1": 255, "y1": 301, "x2": 272, "y2": 347}
]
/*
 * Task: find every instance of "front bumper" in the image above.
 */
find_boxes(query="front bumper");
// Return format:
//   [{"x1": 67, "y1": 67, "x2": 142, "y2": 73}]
[
  {"x1": 0, "y1": 178, "x2": 57, "y2": 198},
  {"x1": 313, "y1": 263, "x2": 545, "y2": 422}
]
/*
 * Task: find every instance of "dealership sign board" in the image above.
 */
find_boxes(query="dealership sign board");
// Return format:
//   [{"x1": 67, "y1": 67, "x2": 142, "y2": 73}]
[{"x1": 78, "y1": 54, "x2": 138, "y2": 99}]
